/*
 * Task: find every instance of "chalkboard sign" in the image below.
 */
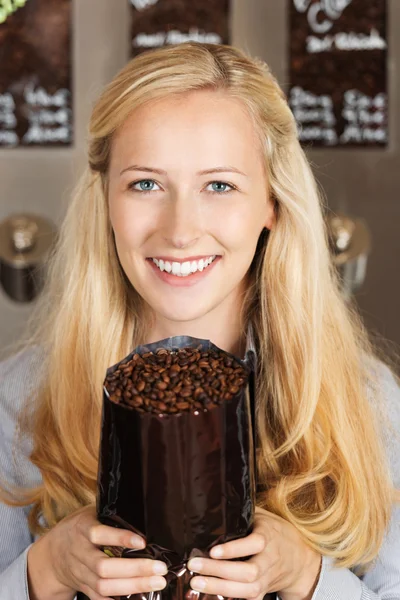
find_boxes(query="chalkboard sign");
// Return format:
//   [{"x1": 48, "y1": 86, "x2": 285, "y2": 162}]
[
  {"x1": 0, "y1": 0, "x2": 72, "y2": 148},
  {"x1": 289, "y1": 0, "x2": 388, "y2": 147},
  {"x1": 130, "y1": 0, "x2": 230, "y2": 57}
]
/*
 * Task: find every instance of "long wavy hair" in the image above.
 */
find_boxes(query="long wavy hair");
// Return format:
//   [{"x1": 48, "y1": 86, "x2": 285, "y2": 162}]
[{"x1": 1, "y1": 42, "x2": 398, "y2": 571}]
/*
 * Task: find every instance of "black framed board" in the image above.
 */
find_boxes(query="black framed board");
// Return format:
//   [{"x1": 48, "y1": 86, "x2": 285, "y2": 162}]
[
  {"x1": 0, "y1": 0, "x2": 72, "y2": 148},
  {"x1": 288, "y1": 0, "x2": 388, "y2": 148},
  {"x1": 129, "y1": 0, "x2": 231, "y2": 57}
]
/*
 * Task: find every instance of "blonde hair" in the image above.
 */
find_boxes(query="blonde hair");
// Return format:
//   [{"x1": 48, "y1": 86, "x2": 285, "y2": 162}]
[{"x1": 1, "y1": 42, "x2": 398, "y2": 571}]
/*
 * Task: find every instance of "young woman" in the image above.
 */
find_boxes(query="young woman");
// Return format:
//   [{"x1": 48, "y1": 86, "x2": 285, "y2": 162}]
[{"x1": 0, "y1": 42, "x2": 399, "y2": 600}]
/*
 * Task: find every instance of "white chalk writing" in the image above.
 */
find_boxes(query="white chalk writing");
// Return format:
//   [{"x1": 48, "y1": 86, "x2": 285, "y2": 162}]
[
  {"x1": 133, "y1": 28, "x2": 221, "y2": 48},
  {"x1": 0, "y1": 91, "x2": 18, "y2": 146},
  {"x1": 27, "y1": 108, "x2": 70, "y2": 126},
  {"x1": 0, "y1": 111, "x2": 16, "y2": 128},
  {"x1": 23, "y1": 84, "x2": 72, "y2": 145},
  {"x1": 307, "y1": 28, "x2": 386, "y2": 53},
  {"x1": 293, "y1": 0, "x2": 353, "y2": 34},
  {"x1": 298, "y1": 126, "x2": 338, "y2": 144},
  {"x1": 22, "y1": 125, "x2": 70, "y2": 144},
  {"x1": 340, "y1": 90, "x2": 387, "y2": 144},
  {"x1": 289, "y1": 86, "x2": 337, "y2": 145},
  {"x1": 0, "y1": 92, "x2": 15, "y2": 109},
  {"x1": 0, "y1": 130, "x2": 18, "y2": 145},
  {"x1": 24, "y1": 84, "x2": 69, "y2": 108}
]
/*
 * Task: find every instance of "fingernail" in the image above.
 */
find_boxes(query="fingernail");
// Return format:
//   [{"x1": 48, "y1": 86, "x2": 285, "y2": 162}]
[
  {"x1": 192, "y1": 577, "x2": 206, "y2": 591},
  {"x1": 131, "y1": 535, "x2": 145, "y2": 548},
  {"x1": 150, "y1": 576, "x2": 166, "y2": 590},
  {"x1": 188, "y1": 558, "x2": 203, "y2": 571},
  {"x1": 153, "y1": 561, "x2": 168, "y2": 575},
  {"x1": 211, "y1": 546, "x2": 223, "y2": 558}
]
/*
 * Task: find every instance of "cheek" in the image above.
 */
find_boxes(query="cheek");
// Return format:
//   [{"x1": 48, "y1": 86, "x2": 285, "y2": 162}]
[
  {"x1": 216, "y1": 204, "x2": 263, "y2": 253},
  {"x1": 108, "y1": 195, "x2": 153, "y2": 249}
]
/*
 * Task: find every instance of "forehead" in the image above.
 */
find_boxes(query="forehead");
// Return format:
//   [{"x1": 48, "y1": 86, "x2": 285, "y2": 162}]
[{"x1": 110, "y1": 90, "x2": 264, "y2": 172}]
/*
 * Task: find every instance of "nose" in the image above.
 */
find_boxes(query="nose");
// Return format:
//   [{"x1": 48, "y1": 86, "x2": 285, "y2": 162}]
[{"x1": 161, "y1": 191, "x2": 203, "y2": 249}]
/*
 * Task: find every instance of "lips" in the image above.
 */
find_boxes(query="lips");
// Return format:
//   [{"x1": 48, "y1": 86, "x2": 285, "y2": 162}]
[
  {"x1": 148, "y1": 255, "x2": 219, "y2": 263},
  {"x1": 146, "y1": 255, "x2": 221, "y2": 287}
]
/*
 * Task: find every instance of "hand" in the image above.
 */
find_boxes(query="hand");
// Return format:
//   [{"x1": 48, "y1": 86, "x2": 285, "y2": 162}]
[
  {"x1": 27, "y1": 504, "x2": 168, "y2": 600},
  {"x1": 188, "y1": 506, "x2": 322, "y2": 600}
]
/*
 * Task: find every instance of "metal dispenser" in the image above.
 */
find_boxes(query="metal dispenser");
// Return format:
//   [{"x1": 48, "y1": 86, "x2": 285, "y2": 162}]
[
  {"x1": 327, "y1": 213, "x2": 371, "y2": 298},
  {"x1": 0, "y1": 213, "x2": 55, "y2": 302}
]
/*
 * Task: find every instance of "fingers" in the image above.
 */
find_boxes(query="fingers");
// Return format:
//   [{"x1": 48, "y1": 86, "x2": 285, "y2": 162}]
[
  {"x1": 77, "y1": 548, "x2": 167, "y2": 598},
  {"x1": 90, "y1": 555, "x2": 168, "y2": 579},
  {"x1": 88, "y1": 523, "x2": 145, "y2": 550},
  {"x1": 188, "y1": 557, "x2": 260, "y2": 584},
  {"x1": 190, "y1": 575, "x2": 263, "y2": 599},
  {"x1": 89, "y1": 575, "x2": 166, "y2": 597},
  {"x1": 209, "y1": 532, "x2": 266, "y2": 559}
]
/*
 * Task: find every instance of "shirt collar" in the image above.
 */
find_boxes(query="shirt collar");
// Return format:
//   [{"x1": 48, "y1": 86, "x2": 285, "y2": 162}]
[{"x1": 244, "y1": 321, "x2": 256, "y2": 358}]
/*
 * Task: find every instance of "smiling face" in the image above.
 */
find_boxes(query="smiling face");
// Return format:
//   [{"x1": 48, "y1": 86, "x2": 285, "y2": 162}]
[{"x1": 108, "y1": 89, "x2": 274, "y2": 342}]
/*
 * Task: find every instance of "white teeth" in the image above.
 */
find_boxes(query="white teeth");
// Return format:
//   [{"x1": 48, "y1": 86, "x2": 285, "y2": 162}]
[
  {"x1": 151, "y1": 255, "x2": 217, "y2": 277},
  {"x1": 181, "y1": 261, "x2": 191, "y2": 275},
  {"x1": 171, "y1": 262, "x2": 181, "y2": 276}
]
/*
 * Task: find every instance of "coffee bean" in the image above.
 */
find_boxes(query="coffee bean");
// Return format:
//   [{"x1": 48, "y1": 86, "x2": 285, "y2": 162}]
[
  {"x1": 176, "y1": 401, "x2": 190, "y2": 410},
  {"x1": 156, "y1": 349, "x2": 168, "y2": 356},
  {"x1": 105, "y1": 345, "x2": 249, "y2": 415},
  {"x1": 137, "y1": 381, "x2": 145, "y2": 392}
]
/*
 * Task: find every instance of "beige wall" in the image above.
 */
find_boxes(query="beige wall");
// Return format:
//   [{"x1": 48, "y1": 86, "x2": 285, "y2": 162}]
[{"x1": 1, "y1": 0, "x2": 399, "y2": 354}]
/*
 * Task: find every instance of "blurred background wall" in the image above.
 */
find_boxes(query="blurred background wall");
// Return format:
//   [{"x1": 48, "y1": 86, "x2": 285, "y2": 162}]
[{"x1": 0, "y1": 0, "x2": 398, "y2": 355}]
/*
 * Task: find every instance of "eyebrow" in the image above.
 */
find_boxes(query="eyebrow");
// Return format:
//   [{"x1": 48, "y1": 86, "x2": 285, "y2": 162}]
[{"x1": 119, "y1": 165, "x2": 248, "y2": 177}]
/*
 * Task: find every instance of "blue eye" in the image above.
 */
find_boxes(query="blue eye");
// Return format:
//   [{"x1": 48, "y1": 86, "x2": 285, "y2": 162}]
[
  {"x1": 129, "y1": 179, "x2": 161, "y2": 193},
  {"x1": 206, "y1": 181, "x2": 234, "y2": 193}
]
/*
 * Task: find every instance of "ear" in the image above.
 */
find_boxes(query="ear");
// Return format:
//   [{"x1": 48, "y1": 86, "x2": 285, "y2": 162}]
[{"x1": 265, "y1": 196, "x2": 276, "y2": 231}]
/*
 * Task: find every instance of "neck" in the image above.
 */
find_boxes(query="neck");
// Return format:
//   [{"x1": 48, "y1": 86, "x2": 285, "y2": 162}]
[{"x1": 143, "y1": 295, "x2": 247, "y2": 359}]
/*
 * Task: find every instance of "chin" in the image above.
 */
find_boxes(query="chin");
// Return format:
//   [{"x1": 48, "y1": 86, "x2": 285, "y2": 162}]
[{"x1": 152, "y1": 299, "x2": 216, "y2": 325}]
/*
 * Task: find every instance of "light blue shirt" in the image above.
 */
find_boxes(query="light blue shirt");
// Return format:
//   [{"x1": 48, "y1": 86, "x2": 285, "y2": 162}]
[{"x1": 0, "y1": 343, "x2": 399, "y2": 599}]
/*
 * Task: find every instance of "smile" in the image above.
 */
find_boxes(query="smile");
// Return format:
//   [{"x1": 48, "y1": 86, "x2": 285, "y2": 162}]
[{"x1": 151, "y1": 255, "x2": 217, "y2": 277}]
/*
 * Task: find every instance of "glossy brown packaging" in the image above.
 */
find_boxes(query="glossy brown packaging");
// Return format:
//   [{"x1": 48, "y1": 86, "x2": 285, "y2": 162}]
[{"x1": 94, "y1": 336, "x2": 257, "y2": 600}]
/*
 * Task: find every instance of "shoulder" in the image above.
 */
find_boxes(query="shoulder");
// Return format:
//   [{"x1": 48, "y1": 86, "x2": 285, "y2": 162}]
[
  {"x1": 0, "y1": 345, "x2": 45, "y2": 414},
  {"x1": 366, "y1": 357, "x2": 400, "y2": 488},
  {"x1": 0, "y1": 346, "x2": 45, "y2": 487}
]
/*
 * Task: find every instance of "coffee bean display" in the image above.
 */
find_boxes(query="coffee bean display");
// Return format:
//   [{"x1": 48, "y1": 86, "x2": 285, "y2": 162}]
[
  {"x1": 130, "y1": 0, "x2": 231, "y2": 57},
  {"x1": 0, "y1": 0, "x2": 72, "y2": 147},
  {"x1": 104, "y1": 346, "x2": 248, "y2": 414},
  {"x1": 289, "y1": 0, "x2": 388, "y2": 147}
]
